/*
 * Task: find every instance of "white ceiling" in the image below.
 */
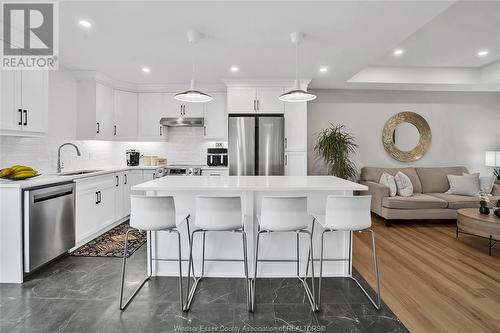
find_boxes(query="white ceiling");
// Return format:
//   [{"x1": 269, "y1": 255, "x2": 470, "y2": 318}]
[{"x1": 57, "y1": 1, "x2": 500, "y2": 90}]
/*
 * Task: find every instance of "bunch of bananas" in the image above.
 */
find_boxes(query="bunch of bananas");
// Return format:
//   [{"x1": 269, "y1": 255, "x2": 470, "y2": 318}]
[{"x1": 0, "y1": 165, "x2": 39, "y2": 180}]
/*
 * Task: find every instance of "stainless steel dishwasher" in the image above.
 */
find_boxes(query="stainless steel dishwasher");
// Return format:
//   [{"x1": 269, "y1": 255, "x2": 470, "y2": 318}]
[{"x1": 23, "y1": 182, "x2": 75, "y2": 273}]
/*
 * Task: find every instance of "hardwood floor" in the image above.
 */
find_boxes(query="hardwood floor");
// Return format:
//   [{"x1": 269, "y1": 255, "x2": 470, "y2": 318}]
[{"x1": 353, "y1": 215, "x2": 500, "y2": 333}]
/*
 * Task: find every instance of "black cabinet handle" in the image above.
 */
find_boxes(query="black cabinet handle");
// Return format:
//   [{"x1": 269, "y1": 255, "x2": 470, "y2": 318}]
[
  {"x1": 124, "y1": 174, "x2": 127, "y2": 184},
  {"x1": 18, "y1": 109, "x2": 22, "y2": 125},
  {"x1": 23, "y1": 110, "x2": 27, "y2": 126},
  {"x1": 253, "y1": 100, "x2": 256, "y2": 111},
  {"x1": 115, "y1": 175, "x2": 119, "y2": 187},
  {"x1": 257, "y1": 100, "x2": 260, "y2": 111},
  {"x1": 98, "y1": 191, "x2": 102, "y2": 203},
  {"x1": 96, "y1": 122, "x2": 100, "y2": 133},
  {"x1": 114, "y1": 125, "x2": 117, "y2": 136},
  {"x1": 95, "y1": 191, "x2": 99, "y2": 204},
  {"x1": 159, "y1": 126, "x2": 162, "y2": 136}
]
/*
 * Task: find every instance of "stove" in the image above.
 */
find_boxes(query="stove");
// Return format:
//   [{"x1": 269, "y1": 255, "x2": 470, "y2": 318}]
[{"x1": 155, "y1": 165, "x2": 203, "y2": 177}]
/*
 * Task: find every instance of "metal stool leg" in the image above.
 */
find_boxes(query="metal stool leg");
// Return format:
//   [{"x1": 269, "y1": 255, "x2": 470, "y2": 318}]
[
  {"x1": 251, "y1": 230, "x2": 262, "y2": 312},
  {"x1": 241, "y1": 231, "x2": 251, "y2": 311},
  {"x1": 184, "y1": 230, "x2": 203, "y2": 311},
  {"x1": 348, "y1": 229, "x2": 381, "y2": 310},
  {"x1": 317, "y1": 229, "x2": 327, "y2": 311},
  {"x1": 119, "y1": 229, "x2": 151, "y2": 311},
  {"x1": 174, "y1": 230, "x2": 184, "y2": 311}
]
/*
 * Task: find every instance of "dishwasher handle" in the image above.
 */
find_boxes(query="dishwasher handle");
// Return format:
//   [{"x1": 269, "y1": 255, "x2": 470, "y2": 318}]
[
  {"x1": 28, "y1": 183, "x2": 75, "y2": 203},
  {"x1": 34, "y1": 189, "x2": 73, "y2": 203}
]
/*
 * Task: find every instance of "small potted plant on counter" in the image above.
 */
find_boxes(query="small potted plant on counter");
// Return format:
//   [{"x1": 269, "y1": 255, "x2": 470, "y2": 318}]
[{"x1": 479, "y1": 193, "x2": 491, "y2": 215}]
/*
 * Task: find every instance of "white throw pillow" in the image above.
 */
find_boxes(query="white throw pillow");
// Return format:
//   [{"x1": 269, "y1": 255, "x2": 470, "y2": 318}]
[
  {"x1": 394, "y1": 171, "x2": 413, "y2": 197},
  {"x1": 379, "y1": 172, "x2": 397, "y2": 197},
  {"x1": 462, "y1": 172, "x2": 495, "y2": 194},
  {"x1": 446, "y1": 173, "x2": 480, "y2": 196}
]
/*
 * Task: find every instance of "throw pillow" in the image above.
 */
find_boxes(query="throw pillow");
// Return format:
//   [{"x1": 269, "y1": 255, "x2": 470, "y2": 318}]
[
  {"x1": 462, "y1": 172, "x2": 495, "y2": 194},
  {"x1": 379, "y1": 172, "x2": 397, "y2": 197},
  {"x1": 394, "y1": 171, "x2": 413, "y2": 197},
  {"x1": 446, "y1": 173, "x2": 480, "y2": 196}
]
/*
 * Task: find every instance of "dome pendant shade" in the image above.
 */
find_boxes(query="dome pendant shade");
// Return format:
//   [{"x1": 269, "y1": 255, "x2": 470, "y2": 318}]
[{"x1": 174, "y1": 80, "x2": 213, "y2": 103}]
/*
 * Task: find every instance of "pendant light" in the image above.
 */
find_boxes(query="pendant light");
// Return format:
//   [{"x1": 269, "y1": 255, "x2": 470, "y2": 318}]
[
  {"x1": 174, "y1": 30, "x2": 213, "y2": 103},
  {"x1": 279, "y1": 32, "x2": 316, "y2": 103}
]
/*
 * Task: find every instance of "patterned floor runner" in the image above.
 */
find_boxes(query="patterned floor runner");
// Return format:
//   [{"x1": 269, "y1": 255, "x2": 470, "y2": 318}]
[{"x1": 70, "y1": 222, "x2": 146, "y2": 258}]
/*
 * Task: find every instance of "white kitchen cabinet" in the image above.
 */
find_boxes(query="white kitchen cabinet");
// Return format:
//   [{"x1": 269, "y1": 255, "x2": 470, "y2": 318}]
[
  {"x1": 227, "y1": 88, "x2": 256, "y2": 113},
  {"x1": 143, "y1": 170, "x2": 157, "y2": 181},
  {"x1": 284, "y1": 101, "x2": 307, "y2": 151},
  {"x1": 114, "y1": 90, "x2": 138, "y2": 140},
  {"x1": 75, "y1": 187, "x2": 98, "y2": 243},
  {"x1": 95, "y1": 83, "x2": 114, "y2": 140},
  {"x1": 137, "y1": 93, "x2": 167, "y2": 141},
  {"x1": 203, "y1": 92, "x2": 227, "y2": 140},
  {"x1": 256, "y1": 87, "x2": 284, "y2": 114},
  {"x1": 285, "y1": 151, "x2": 307, "y2": 176},
  {"x1": 164, "y1": 93, "x2": 204, "y2": 118},
  {"x1": 122, "y1": 170, "x2": 143, "y2": 215},
  {"x1": 227, "y1": 87, "x2": 284, "y2": 114},
  {"x1": 114, "y1": 172, "x2": 125, "y2": 220},
  {"x1": 0, "y1": 70, "x2": 48, "y2": 136},
  {"x1": 75, "y1": 174, "x2": 116, "y2": 243},
  {"x1": 76, "y1": 80, "x2": 115, "y2": 140}
]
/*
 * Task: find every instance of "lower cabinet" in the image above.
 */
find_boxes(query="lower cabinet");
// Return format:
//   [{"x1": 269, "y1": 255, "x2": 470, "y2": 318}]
[
  {"x1": 75, "y1": 174, "x2": 116, "y2": 243},
  {"x1": 285, "y1": 151, "x2": 307, "y2": 176},
  {"x1": 201, "y1": 168, "x2": 229, "y2": 176}
]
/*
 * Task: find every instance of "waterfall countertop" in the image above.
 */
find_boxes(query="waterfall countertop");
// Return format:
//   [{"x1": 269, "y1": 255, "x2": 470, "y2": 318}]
[{"x1": 132, "y1": 175, "x2": 367, "y2": 192}]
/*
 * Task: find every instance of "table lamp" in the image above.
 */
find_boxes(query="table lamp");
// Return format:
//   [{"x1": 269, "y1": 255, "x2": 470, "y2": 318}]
[{"x1": 485, "y1": 151, "x2": 500, "y2": 181}]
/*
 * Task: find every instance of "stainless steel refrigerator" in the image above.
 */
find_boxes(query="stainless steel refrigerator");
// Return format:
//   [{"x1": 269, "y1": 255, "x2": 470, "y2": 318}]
[{"x1": 228, "y1": 115, "x2": 284, "y2": 176}]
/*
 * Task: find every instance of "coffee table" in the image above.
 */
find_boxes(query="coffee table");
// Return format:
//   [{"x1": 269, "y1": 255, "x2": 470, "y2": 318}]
[{"x1": 457, "y1": 208, "x2": 500, "y2": 256}]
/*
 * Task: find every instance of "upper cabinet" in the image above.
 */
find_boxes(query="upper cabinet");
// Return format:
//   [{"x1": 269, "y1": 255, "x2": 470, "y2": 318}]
[
  {"x1": 203, "y1": 92, "x2": 227, "y2": 140},
  {"x1": 164, "y1": 93, "x2": 204, "y2": 118},
  {"x1": 76, "y1": 80, "x2": 114, "y2": 140},
  {"x1": 227, "y1": 87, "x2": 284, "y2": 114},
  {"x1": 114, "y1": 90, "x2": 138, "y2": 140},
  {"x1": 137, "y1": 92, "x2": 167, "y2": 141},
  {"x1": 284, "y1": 101, "x2": 307, "y2": 151},
  {"x1": 0, "y1": 70, "x2": 48, "y2": 136}
]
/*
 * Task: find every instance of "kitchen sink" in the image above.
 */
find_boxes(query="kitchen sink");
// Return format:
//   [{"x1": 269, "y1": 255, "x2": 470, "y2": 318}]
[{"x1": 58, "y1": 170, "x2": 103, "y2": 176}]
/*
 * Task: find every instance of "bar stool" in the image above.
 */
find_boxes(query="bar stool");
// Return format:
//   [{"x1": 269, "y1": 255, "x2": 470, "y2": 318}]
[
  {"x1": 184, "y1": 196, "x2": 250, "y2": 312},
  {"x1": 312, "y1": 195, "x2": 381, "y2": 311},
  {"x1": 252, "y1": 196, "x2": 316, "y2": 312},
  {"x1": 119, "y1": 195, "x2": 191, "y2": 311}
]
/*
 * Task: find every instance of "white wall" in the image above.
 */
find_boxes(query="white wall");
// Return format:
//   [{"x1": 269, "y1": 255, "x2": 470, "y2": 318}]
[{"x1": 307, "y1": 89, "x2": 500, "y2": 177}]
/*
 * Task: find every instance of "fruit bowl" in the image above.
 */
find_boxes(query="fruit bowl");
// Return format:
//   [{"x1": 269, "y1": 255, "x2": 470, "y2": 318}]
[{"x1": 0, "y1": 165, "x2": 39, "y2": 180}]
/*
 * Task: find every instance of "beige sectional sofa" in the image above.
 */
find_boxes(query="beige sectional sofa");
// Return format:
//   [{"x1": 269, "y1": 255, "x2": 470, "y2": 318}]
[{"x1": 360, "y1": 166, "x2": 500, "y2": 223}]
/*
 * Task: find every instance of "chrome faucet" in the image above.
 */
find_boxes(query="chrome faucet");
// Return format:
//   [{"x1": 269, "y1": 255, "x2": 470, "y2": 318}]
[{"x1": 57, "y1": 143, "x2": 81, "y2": 173}]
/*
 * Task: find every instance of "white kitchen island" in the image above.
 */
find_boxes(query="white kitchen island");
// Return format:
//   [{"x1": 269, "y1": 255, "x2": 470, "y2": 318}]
[{"x1": 132, "y1": 176, "x2": 367, "y2": 278}]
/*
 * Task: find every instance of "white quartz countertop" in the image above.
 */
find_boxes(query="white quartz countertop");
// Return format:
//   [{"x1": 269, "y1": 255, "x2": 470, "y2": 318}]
[
  {"x1": 132, "y1": 175, "x2": 367, "y2": 192},
  {"x1": 0, "y1": 166, "x2": 159, "y2": 189}
]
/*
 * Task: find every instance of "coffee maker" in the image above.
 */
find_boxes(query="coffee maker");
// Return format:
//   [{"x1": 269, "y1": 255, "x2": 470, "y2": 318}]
[{"x1": 126, "y1": 149, "x2": 140, "y2": 166}]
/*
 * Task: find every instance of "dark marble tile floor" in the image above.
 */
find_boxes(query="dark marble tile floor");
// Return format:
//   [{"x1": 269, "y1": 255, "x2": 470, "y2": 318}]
[{"x1": 0, "y1": 246, "x2": 408, "y2": 333}]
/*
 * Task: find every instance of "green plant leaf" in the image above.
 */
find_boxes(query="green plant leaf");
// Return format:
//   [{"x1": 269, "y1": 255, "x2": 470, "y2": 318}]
[{"x1": 314, "y1": 124, "x2": 358, "y2": 180}]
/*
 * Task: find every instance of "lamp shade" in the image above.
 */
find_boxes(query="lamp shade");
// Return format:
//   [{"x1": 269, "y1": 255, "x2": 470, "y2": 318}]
[{"x1": 485, "y1": 151, "x2": 500, "y2": 167}]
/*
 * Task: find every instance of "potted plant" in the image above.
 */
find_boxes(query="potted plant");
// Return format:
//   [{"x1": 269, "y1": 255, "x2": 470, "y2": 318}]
[
  {"x1": 479, "y1": 193, "x2": 491, "y2": 215},
  {"x1": 315, "y1": 124, "x2": 358, "y2": 180}
]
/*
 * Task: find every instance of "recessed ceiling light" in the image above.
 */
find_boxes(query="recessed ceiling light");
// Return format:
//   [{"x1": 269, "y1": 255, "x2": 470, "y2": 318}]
[
  {"x1": 319, "y1": 67, "x2": 328, "y2": 73},
  {"x1": 230, "y1": 66, "x2": 239, "y2": 72},
  {"x1": 141, "y1": 67, "x2": 151, "y2": 73},
  {"x1": 477, "y1": 49, "x2": 489, "y2": 57},
  {"x1": 393, "y1": 49, "x2": 404, "y2": 56},
  {"x1": 78, "y1": 20, "x2": 92, "y2": 28}
]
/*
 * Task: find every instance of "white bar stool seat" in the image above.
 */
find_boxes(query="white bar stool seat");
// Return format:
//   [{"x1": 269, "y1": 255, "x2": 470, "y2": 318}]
[
  {"x1": 184, "y1": 196, "x2": 250, "y2": 312},
  {"x1": 312, "y1": 195, "x2": 381, "y2": 311},
  {"x1": 119, "y1": 195, "x2": 191, "y2": 311},
  {"x1": 252, "y1": 196, "x2": 316, "y2": 312}
]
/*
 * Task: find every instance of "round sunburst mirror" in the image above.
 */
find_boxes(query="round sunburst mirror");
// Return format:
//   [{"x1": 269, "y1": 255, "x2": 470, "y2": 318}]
[{"x1": 382, "y1": 112, "x2": 431, "y2": 162}]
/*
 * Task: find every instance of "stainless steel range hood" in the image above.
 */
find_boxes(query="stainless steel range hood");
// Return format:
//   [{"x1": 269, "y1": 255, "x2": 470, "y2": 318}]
[{"x1": 160, "y1": 117, "x2": 205, "y2": 127}]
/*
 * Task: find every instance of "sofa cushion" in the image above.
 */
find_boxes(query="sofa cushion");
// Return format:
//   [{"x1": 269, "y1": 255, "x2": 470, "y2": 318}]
[
  {"x1": 382, "y1": 194, "x2": 448, "y2": 209},
  {"x1": 428, "y1": 193, "x2": 500, "y2": 209},
  {"x1": 415, "y1": 166, "x2": 468, "y2": 193},
  {"x1": 360, "y1": 167, "x2": 422, "y2": 193}
]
